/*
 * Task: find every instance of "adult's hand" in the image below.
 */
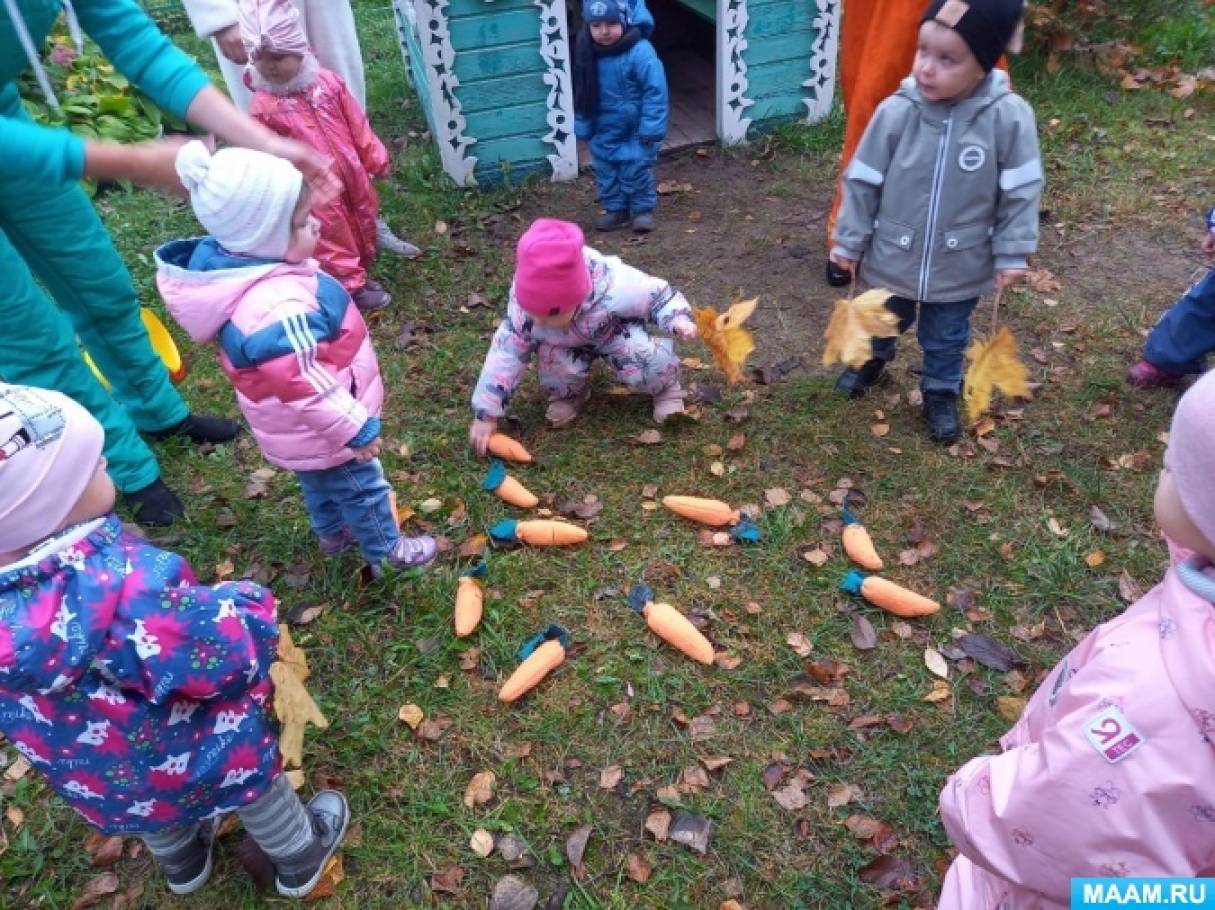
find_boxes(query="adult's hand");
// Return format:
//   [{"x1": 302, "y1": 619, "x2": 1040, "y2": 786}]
[
  {"x1": 82, "y1": 134, "x2": 195, "y2": 195},
  {"x1": 213, "y1": 23, "x2": 248, "y2": 65},
  {"x1": 262, "y1": 134, "x2": 340, "y2": 205}
]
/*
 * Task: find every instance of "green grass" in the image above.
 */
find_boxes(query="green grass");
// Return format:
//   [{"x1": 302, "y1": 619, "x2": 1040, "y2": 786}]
[{"x1": 2, "y1": 2, "x2": 1214, "y2": 908}]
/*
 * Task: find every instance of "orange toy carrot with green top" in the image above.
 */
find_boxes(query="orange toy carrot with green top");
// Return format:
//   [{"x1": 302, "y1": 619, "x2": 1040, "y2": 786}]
[
  {"x1": 629, "y1": 584, "x2": 714, "y2": 665},
  {"x1": 482, "y1": 460, "x2": 539, "y2": 509},
  {"x1": 498, "y1": 624, "x2": 571, "y2": 703},
  {"x1": 841, "y1": 508, "x2": 883, "y2": 570}
]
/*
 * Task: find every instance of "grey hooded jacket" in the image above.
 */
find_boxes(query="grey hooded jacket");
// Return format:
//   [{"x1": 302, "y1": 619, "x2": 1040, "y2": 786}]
[{"x1": 832, "y1": 70, "x2": 1043, "y2": 303}]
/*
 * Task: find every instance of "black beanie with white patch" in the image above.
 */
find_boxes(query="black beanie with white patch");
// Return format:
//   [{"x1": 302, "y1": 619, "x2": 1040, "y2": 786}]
[{"x1": 921, "y1": 0, "x2": 1024, "y2": 72}]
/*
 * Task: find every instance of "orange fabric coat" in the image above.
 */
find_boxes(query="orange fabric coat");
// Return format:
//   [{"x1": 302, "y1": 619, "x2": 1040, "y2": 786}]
[{"x1": 250, "y1": 67, "x2": 389, "y2": 293}]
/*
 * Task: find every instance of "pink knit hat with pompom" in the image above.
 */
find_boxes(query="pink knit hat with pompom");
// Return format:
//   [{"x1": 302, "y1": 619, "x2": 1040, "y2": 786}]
[
  {"x1": 513, "y1": 219, "x2": 591, "y2": 317},
  {"x1": 1165, "y1": 369, "x2": 1215, "y2": 546}
]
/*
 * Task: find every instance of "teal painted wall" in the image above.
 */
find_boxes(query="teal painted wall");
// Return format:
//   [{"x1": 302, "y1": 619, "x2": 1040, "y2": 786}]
[{"x1": 742, "y1": 0, "x2": 819, "y2": 129}]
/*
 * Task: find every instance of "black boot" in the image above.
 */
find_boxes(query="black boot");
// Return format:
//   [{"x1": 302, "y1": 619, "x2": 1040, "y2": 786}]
[
  {"x1": 835, "y1": 359, "x2": 887, "y2": 398},
  {"x1": 161, "y1": 818, "x2": 220, "y2": 896},
  {"x1": 274, "y1": 791, "x2": 350, "y2": 898},
  {"x1": 123, "y1": 478, "x2": 185, "y2": 526},
  {"x1": 922, "y1": 390, "x2": 961, "y2": 443},
  {"x1": 825, "y1": 258, "x2": 852, "y2": 287},
  {"x1": 148, "y1": 413, "x2": 240, "y2": 444},
  {"x1": 593, "y1": 210, "x2": 631, "y2": 232}
]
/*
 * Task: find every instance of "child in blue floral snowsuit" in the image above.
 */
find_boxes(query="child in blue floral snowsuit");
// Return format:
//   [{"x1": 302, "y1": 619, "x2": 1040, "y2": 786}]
[
  {"x1": 0, "y1": 384, "x2": 347, "y2": 899},
  {"x1": 573, "y1": 0, "x2": 668, "y2": 233}
]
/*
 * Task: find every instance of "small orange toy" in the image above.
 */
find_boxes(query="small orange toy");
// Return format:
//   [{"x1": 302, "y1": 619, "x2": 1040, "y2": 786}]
[
  {"x1": 629, "y1": 584, "x2": 714, "y2": 665},
  {"x1": 841, "y1": 570, "x2": 940, "y2": 618},
  {"x1": 489, "y1": 519, "x2": 587, "y2": 547},
  {"x1": 662, "y1": 495, "x2": 740, "y2": 527},
  {"x1": 454, "y1": 562, "x2": 487, "y2": 637},
  {"x1": 498, "y1": 624, "x2": 571, "y2": 703},
  {"x1": 482, "y1": 460, "x2": 539, "y2": 509},
  {"x1": 487, "y1": 432, "x2": 533, "y2": 463},
  {"x1": 841, "y1": 508, "x2": 883, "y2": 570}
]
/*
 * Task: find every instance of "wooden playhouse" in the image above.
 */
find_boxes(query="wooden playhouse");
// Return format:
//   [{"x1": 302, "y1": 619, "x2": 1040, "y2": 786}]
[{"x1": 392, "y1": 0, "x2": 840, "y2": 186}]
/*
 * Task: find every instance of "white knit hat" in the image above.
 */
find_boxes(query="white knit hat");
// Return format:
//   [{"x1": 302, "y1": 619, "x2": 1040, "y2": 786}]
[{"x1": 175, "y1": 140, "x2": 303, "y2": 260}]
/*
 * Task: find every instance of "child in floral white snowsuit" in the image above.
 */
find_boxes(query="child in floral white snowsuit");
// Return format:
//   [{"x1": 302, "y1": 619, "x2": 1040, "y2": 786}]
[{"x1": 468, "y1": 218, "x2": 696, "y2": 452}]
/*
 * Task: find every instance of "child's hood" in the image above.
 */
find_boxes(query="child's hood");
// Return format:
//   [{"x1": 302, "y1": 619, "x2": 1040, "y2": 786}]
[
  {"x1": 895, "y1": 68, "x2": 1012, "y2": 117},
  {"x1": 154, "y1": 237, "x2": 315, "y2": 343}
]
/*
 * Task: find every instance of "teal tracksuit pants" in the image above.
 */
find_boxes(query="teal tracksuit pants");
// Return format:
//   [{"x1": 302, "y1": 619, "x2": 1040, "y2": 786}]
[{"x1": 0, "y1": 154, "x2": 187, "y2": 493}]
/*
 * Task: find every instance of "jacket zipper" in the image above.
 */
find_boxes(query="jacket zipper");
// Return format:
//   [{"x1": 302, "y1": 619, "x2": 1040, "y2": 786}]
[{"x1": 917, "y1": 110, "x2": 953, "y2": 302}]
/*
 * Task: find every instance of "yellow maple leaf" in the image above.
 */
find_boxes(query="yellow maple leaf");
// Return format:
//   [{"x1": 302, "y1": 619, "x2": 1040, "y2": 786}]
[
  {"x1": 963, "y1": 326, "x2": 1031, "y2": 423},
  {"x1": 821, "y1": 289, "x2": 900, "y2": 369},
  {"x1": 694, "y1": 295, "x2": 757, "y2": 384},
  {"x1": 270, "y1": 624, "x2": 329, "y2": 769}
]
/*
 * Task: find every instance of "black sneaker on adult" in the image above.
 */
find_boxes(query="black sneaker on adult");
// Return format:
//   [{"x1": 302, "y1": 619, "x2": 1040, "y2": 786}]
[
  {"x1": 631, "y1": 212, "x2": 655, "y2": 233},
  {"x1": 835, "y1": 359, "x2": 887, "y2": 398},
  {"x1": 165, "y1": 817, "x2": 221, "y2": 896},
  {"x1": 123, "y1": 478, "x2": 185, "y2": 526},
  {"x1": 274, "y1": 791, "x2": 350, "y2": 898},
  {"x1": 922, "y1": 390, "x2": 961, "y2": 443},
  {"x1": 594, "y1": 210, "x2": 631, "y2": 232},
  {"x1": 148, "y1": 414, "x2": 240, "y2": 444},
  {"x1": 825, "y1": 258, "x2": 852, "y2": 287}
]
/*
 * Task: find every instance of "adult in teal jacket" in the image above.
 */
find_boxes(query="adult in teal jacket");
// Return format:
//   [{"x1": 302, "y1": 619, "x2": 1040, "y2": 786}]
[{"x1": 0, "y1": 0, "x2": 329, "y2": 524}]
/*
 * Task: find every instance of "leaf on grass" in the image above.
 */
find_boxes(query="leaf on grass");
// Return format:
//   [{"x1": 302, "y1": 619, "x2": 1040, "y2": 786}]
[
  {"x1": 89, "y1": 836, "x2": 124, "y2": 869},
  {"x1": 415, "y1": 714, "x2": 453, "y2": 741},
  {"x1": 430, "y1": 863, "x2": 465, "y2": 896},
  {"x1": 668, "y1": 811, "x2": 714, "y2": 854},
  {"x1": 785, "y1": 631, "x2": 813, "y2": 657},
  {"x1": 821, "y1": 289, "x2": 899, "y2": 369},
  {"x1": 805, "y1": 658, "x2": 849, "y2": 684},
  {"x1": 490, "y1": 875, "x2": 540, "y2": 910},
  {"x1": 765, "y1": 487, "x2": 791, "y2": 508},
  {"x1": 458, "y1": 534, "x2": 488, "y2": 559},
  {"x1": 827, "y1": 782, "x2": 862, "y2": 808},
  {"x1": 464, "y1": 770, "x2": 497, "y2": 808},
  {"x1": 599, "y1": 765, "x2": 623, "y2": 790},
  {"x1": 557, "y1": 494, "x2": 604, "y2": 520},
  {"x1": 470, "y1": 828, "x2": 495, "y2": 858},
  {"x1": 1085, "y1": 549, "x2": 1106, "y2": 567},
  {"x1": 850, "y1": 614, "x2": 877, "y2": 651},
  {"x1": 995, "y1": 696, "x2": 1027, "y2": 723},
  {"x1": 629, "y1": 429, "x2": 664, "y2": 446},
  {"x1": 270, "y1": 625, "x2": 329, "y2": 769},
  {"x1": 645, "y1": 808, "x2": 672, "y2": 841},
  {"x1": 693, "y1": 296, "x2": 758, "y2": 384},
  {"x1": 626, "y1": 852, "x2": 652, "y2": 883},
  {"x1": 1118, "y1": 570, "x2": 1144, "y2": 604},
  {"x1": 924, "y1": 647, "x2": 949, "y2": 679},
  {"x1": 71, "y1": 873, "x2": 120, "y2": 910},
  {"x1": 565, "y1": 824, "x2": 593, "y2": 875},
  {"x1": 957, "y1": 634, "x2": 1022, "y2": 672},
  {"x1": 1089, "y1": 505, "x2": 1117, "y2": 533},
  {"x1": 859, "y1": 854, "x2": 919, "y2": 891},
  {"x1": 689, "y1": 714, "x2": 717, "y2": 741},
  {"x1": 963, "y1": 326, "x2": 1031, "y2": 423}
]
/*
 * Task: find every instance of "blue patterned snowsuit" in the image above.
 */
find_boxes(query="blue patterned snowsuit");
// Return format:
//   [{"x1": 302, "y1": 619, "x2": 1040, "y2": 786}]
[{"x1": 471, "y1": 248, "x2": 691, "y2": 419}]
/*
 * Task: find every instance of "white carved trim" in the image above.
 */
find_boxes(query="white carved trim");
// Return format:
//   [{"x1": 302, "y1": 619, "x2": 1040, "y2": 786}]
[
  {"x1": 716, "y1": 0, "x2": 753, "y2": 144},
  {"x1": 415, "y1": 0, "x2": 478, "y2": 186},
  {"x1": 534, "y1": 0, "x2": 578, "y2": 181},
  {"x1": 390, "y1": 0, "x2": 416, "y2": 90},
  {"x1": 801, "y1": 0, "x2": 840, "y2": 122}
]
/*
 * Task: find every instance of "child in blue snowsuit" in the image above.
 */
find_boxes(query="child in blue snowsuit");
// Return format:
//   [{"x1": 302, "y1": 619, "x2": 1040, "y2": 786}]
[
  {"x1": 574, "y1": 0, "x2": 668, "y2": 233},
  {"x1": 1128, "y1": 206, "x2": 1215, "y2": 388}
]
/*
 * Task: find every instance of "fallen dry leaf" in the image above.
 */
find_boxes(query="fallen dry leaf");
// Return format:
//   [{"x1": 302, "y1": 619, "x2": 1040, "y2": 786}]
[
  {"x1": 924, "y1": 647, "x2": 949, "y2": 679},
  {"x1": 626, "y1": 852, "x2": 652, "y2": 883},
  {"x1": 850, "y1": 614, "x2": 877, "y2": 651},
  {"x1": 470, "y1": 828, "x2": 495, "y2": 857},
  {"x1": 859, "y1": 854, "x2": 919, "y2": 891},
  {"x1": 785, "y1": 631, "x2": 813, "y2": 657},
  {"x1": 995, "y1": 696, "x2": 1027, "y2": 723},
  {"x1": 630, "y1": 429, "x2": 663, "y2": 446},
  {"x1": 489, "y1": 875, "x2": 539, "y2": 910},
  {"x1": 827, "y1": 782, "x2": 862, "y2": 808},
  {"x1": 1118, "y1": 570, "x2": 1144, "y2": 604},
  {"x1": 397, "y1": 703, "x2": 424, "y2": 729},
  {"x1": 765, "y1": 487, "x2": 791, "y2": 508},
  {"x1": 71, "y1": 872, "x2": 120, "y2": 910},
  {"x1": 599, "y1": 765, "x2": 623, "y2": 790},
  {"x1": 430, "y1": 863, "x2": 465, "y2": 896},
  {"x1": 1085, "y1": 549, "x2": 1106, "y2": 567},
  {"x1": 801, "y1": 546, "x2": 829, "y2": 567},
  {"x1": 668, "y1": 810, "x2": 714, "y2": 854},
  {"x1": 645, "y1": 808, "x2": 672, "y2": 841},
  {"x1": 565, "y1": 824, "x2": 593, "y2": 876},
  {"x1": 463, "y1": 770, "x2": 497, "y2": 809}
]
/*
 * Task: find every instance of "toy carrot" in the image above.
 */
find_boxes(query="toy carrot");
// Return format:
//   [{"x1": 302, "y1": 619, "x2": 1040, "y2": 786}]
[
  {"x1": 489, "y1": 519, "x2": 587, "y2": 547},
  {"x1": 487, "y1": 432, "x2": 533, "y2": 463},
  {"x1": 629, "y1": 584, "x2": 714, "y2": 665},
  {"x1": 454, "y1": 561, "x2": 487, "y2": 637},
  {"x1": 482, "y1": 460, "x2": 539, "y2": 509},
  {"x1": 841, "y1": 508, "x2": 883, "y2": 570},
  {"x1": 498, "y1": 624, "x2": 571, "y2": 703},
  {"x1": 840, "y1": 570, "x2": 940, "y2": 618},
  {"x1": 661, "y1": 495, "x2": 762, "y2": 542}
]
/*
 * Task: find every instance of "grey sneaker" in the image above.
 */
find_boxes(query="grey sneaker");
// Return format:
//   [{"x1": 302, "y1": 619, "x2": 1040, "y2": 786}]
[
  {"x1": 375, "y1": 217, "x2": 422, "y2": 258},
  {"x1": 594, "y1": 210, "x2": 631, "y2": 232},
  {"x1": 631, "y1": 212, "x2": 655, "y2": 233},
  {"x1": 165, "y1": 816, "x2": 221, "y2": 896},
  {"x1": 274, "y1": 791, "x2": 350, "y2": 898}
]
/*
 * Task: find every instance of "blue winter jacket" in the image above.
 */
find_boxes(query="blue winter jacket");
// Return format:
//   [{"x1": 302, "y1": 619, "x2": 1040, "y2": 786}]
[{"x1": 574, "y1": 32, "x2": 668, "y2": 163}]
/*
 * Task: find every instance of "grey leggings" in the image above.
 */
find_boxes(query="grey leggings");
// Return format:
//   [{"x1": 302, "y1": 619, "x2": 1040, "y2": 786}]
[{"x1": 140, "y1": 775, "x2": 312, "y2": 875}]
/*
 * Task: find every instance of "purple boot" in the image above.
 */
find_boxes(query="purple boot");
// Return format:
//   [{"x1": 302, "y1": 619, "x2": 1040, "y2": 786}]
[
  {"x1": 1127, "y1": 359, "x2": 1183, "y2": 389},
  {"x1": 318, "y1": 527, "x2": 355, "y2": 557}
]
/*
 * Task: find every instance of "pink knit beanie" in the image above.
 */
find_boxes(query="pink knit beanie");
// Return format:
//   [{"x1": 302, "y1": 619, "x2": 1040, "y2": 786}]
[
  {"x1": 1165, "y1": 369, "x2": 1215, "y2": 546},
  {"x1": 0, "y1": 384, "x2": 105, "y2": 554},
  {"x1": 239, "y1": 0, "x2": 310, "y2": 60},
  {"x1": 513, "y1": 219, "x2": 592, "y2": 317}
]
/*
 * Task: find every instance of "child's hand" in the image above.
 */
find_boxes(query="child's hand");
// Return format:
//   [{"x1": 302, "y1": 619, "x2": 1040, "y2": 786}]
[
  {"x1": 1202, "y1": 230, "x2": 1215, "y2": 258},
  {"x1": 829, "y1": 251, "x2": 857, "y2": 273},
  {"x1": 469, "y1": 418, "x2": 497, "y2": 457},
  {"x1": 670, "y1": 316, "x2": 698, "y2": 340},
  {"x1": 995, "y1": 268, "x2": 1027, "y2": 289},
  {"x1": 351, "y1": 436, "x2": 383, "y2": 462},
  {"x1": 213, "y1": 23, "x2": 248, "y2": 65}
]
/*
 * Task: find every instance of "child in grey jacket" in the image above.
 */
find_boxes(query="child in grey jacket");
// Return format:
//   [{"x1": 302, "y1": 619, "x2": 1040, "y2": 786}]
[{"x1": 830, "y1": 0, "x2": 1041, "y2": 443}]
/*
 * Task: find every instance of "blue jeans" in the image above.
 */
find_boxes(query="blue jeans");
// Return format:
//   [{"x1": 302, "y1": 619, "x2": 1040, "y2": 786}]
[
  {"x1": 295, "y1": 458, "x2": 398, "y2": 563},
  {"x1": 593, "y1": 154, "x2": 657, "y2": 215},
  {"x1": 1142, "y1": 268, "x2": 1215, "y2": 375},
  {"x1": 870, "y1": 296, "x2": 979, "y2": 393}
]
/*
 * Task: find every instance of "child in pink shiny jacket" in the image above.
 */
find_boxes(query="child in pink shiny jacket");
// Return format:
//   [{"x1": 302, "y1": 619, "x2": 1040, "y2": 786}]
[
  {"x1": 238, "y1": 0, "x2": 411, "y2": 312},
  {"x1": 938, "y1": 370, "x2": 1215, "y2": 907}
]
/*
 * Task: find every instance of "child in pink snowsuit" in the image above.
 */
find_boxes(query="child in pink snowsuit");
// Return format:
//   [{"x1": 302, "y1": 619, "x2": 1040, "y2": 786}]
[
  {"x1": 467, "y1": 218, "x2": 697, "y2": 454},
  {"x1": 239, "y1": 0, "x2": 399, "y2": 312},
  {"x1": 937, "y1": 370, "x2": 1215, "y2": 907}
]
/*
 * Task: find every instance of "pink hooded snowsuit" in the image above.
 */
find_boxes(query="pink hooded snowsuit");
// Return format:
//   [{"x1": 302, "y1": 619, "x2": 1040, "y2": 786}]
[
  {"x1": 247, "y1": 60, "x2": 389, "y2": 295},
  {"x1": 938, "y1": 547, "x2": 1215, "y2": 908},
  {"x1": 154, "y1": 237, "x2": 383, "y2": 471}
]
